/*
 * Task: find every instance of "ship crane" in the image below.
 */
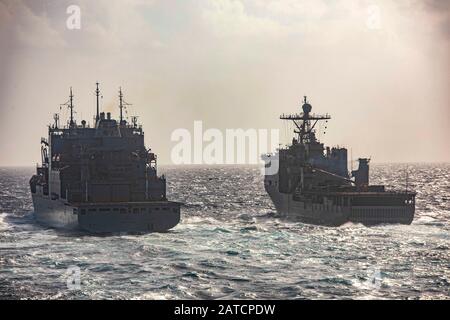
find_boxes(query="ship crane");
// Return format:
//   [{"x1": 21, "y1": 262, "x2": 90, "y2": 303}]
[{"x1": 311, "y1": 166, "x2": 355, "y2": 185}]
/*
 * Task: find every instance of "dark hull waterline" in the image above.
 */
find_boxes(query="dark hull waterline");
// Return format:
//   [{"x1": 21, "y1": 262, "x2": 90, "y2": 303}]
[{"x1": 32, "y1": 193, "x2": 180, "y2": 233}]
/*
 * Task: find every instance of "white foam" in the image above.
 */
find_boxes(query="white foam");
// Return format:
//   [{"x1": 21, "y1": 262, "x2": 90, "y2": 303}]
[{"x1": 0, "y1": 214, "x2": 11, "y2": 231}]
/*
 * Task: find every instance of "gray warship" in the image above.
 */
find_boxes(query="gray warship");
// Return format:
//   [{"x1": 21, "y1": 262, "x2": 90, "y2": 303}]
[
  {"x1": 263, "y1": 97, "x2": 416, "y2": 226},
  {"x1": 29, "y1": 84, "x2": 181, "y2": 233}
]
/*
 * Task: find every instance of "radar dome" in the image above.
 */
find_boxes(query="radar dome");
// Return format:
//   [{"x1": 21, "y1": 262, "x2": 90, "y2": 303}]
[{"x1": 302, "y1": 103, "x2": 312, "y2": 113}]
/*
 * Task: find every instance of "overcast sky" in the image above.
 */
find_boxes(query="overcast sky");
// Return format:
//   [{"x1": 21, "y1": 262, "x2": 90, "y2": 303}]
[{"x1": 0, "y1": 0, "x2": 449, "y2": 166}]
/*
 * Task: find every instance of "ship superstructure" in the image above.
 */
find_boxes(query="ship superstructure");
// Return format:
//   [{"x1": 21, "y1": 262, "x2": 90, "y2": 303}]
[
  {"x1": 264, "y1": 97, "x2": 415, "y2": 226},
  {"x1": 30, "y1": 84, "x2": 180, "y2": 233}
]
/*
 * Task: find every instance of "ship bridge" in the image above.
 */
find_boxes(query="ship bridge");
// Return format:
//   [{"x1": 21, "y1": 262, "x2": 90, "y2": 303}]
[{"x1": 33, "y1": 84, "x2": 165, "y2": 206}]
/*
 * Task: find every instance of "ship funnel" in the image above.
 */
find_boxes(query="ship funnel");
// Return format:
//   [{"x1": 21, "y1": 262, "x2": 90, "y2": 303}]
[
  {"x1": 352, "y1": 158, "x2": 370, "y2": 187},
  {"x1": 107, "y1": 112, "x2": 111, "y2": 120}
]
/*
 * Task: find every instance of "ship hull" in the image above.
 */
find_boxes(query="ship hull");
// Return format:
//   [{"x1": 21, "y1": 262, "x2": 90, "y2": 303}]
[
  {"x1": 32, "y1": 194, "x2": 79, "y2": 229},
  {"x1": 31, "y1": 193, "x2": 180, "y2": 233},
  {"x1": 265, "y1": 176, "x2": 414, "y2": 226}
]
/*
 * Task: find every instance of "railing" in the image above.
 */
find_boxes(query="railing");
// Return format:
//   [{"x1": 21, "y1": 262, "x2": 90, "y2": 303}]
[{"x1": 280, "y1": 112, "x2": 331, "y2": 120}]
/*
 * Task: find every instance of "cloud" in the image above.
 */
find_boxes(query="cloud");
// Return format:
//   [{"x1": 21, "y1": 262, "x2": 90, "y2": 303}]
[
  {"x1": 1, "y1": 0, "x2": 66, "y2": 49},
  {"x1": 0, "y1": 0, "x2": 448, "y2": 165},
  {"x1": 423, "y1": 0, "x2": 450, "y2": 37},
  {"x1": 200, "y1": 0, "x2": 288, "y2": 37}
]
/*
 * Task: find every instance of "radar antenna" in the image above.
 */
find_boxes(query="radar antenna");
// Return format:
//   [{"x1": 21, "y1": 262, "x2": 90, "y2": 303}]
[
  {"x1": 59, "y1": 87, "x2": 76, "y2": 128},
  {"x1": 69, "y1": 87, "x2": 74, "y2": 127},
  {"x1": 118, "y1": 87, "x2": 132, "y2": 125},
  {"x1": 280, "y1": 96, "x2": 331, "y2": 145}
]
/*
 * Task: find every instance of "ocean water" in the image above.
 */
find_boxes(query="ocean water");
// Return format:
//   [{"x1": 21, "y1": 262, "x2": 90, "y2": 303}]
[{"x1": 0, "y1": 164, "x2": 448, "y2": 300}]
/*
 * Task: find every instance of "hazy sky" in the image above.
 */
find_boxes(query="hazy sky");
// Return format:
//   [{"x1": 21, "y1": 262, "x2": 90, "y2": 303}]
[{"x1": 0, "y1": 0, "x2": 449, "y2": 166}]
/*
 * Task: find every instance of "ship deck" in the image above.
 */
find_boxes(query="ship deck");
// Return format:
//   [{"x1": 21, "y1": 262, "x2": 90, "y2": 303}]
[
  {"x1": 69, "y1": 201, "x2": 182, "y2": 206},
  {"x1": 304, "y1": 191, "x2": 416, "y2": 197}
]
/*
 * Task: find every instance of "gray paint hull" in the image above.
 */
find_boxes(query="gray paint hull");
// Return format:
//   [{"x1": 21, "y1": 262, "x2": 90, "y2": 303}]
[
  {"x1": 31, "y1": 194, "x2": 180, "y2": 233},
  {"x1": 265, "y1": 177, "x2": 414, "y2": 226}
]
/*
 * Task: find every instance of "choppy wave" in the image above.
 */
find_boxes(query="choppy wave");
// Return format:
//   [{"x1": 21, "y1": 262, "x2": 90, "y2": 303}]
[{"x1": 0, "y1": 164, "x2": 449, "y2": 299}]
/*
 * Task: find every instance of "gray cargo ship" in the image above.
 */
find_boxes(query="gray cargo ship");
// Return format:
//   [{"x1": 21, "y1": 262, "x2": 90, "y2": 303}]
[
  {"x1": 263, "y1": 97, "x2": 415, "y2": 226},
  {"x1": 29, "y1": 84, "x2": 180, "y2": 233}
]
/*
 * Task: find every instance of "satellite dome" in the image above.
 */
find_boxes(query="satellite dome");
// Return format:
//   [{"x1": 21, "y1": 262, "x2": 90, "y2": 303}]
[
  {"x1": 301, "y1": 96, "x2": 312, "y2": 113},
  {"x1": 302, "y1": 102, "x2": 312, "y2": 113}
]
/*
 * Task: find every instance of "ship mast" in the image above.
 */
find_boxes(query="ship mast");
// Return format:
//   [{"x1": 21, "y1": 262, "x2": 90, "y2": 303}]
[
  {"x1": 280, "y1": 96, "x2": 330, "y2": 145},
  {"x1": 118, "y1": 87, "x2": 132, "y2": 125},
  {"x1": 95, "y1": 82, "x2": 100, "y2": 123},
  {"x1": 60, "y1": 87, "x2": 76, "y2": 128},
  {"x1": 69, "y1": 87, "x2": 74, "y2": 127},
  {"x1": 119, "y1": 87, "x2": 124, "y2": 124}
]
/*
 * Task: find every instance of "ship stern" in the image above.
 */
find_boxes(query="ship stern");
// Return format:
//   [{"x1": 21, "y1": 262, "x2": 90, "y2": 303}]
[{"x1": 76, "y1": 201, "x2": 181, "y2": 233}]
